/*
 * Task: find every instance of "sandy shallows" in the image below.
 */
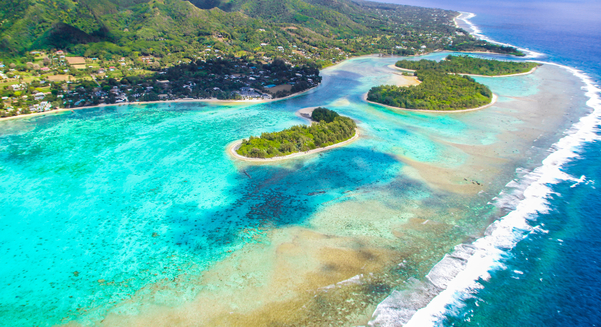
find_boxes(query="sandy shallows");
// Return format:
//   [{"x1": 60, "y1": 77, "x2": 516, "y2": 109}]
[{"x1": 66, "y1": 64, "x2": 590, "y2": 327}]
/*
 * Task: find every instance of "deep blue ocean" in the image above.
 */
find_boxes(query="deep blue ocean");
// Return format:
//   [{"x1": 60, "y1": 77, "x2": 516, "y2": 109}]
[{"x1": 382, "y1": 0, "x2": 601, "y2": 325}]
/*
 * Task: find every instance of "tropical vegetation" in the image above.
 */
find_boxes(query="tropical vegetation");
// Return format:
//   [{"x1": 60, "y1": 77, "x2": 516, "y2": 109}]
[
  {"x1": 0, "y1": 0, "x2": 522, "y2": 63},
  {"x1": 367, "y1": 70, "x2": 493, "y2": 110},
  {"x1": 395, "y1": 55, "x2": 540, "y2": 76},
  {"x1": 236, "y1": 108, "x2": 356, "y2": 158},
  {"x1": 310, "y1": 107, "x2": 339, "y2": 123},
  {"x1": 0, "y1": 0, "x2": 526, "y2": 117}
]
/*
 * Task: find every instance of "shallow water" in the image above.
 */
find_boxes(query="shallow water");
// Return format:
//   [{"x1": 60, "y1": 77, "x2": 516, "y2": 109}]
[{"x1": 0, "y1": 55, "x2": 589, "y2": 326}]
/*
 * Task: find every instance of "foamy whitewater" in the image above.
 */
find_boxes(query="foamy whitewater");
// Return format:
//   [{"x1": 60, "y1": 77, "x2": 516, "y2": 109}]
[
  {"x1": 369, "y1": 15, "x2": 601, "y2": 327},
  {"x1": 456, "y1": 12, "x2": 545, "y2": 59}
]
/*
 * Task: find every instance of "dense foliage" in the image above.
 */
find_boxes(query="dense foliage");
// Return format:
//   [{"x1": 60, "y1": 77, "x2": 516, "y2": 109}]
[
  {"x1": 395, "y1": 55, "x2": 539, "y2": 76},
  {"x1": 236, "y1": 111, "x2": 356, "y2": 158},
  {"x1": 0, "y1": 0, "x2": 522, "y2": 64},
  {"x1": 154, "y1": 58, "x2": 319, "y2": 100},
  {"x1": 311, "y1": 107, "x2": 339, "y2": 123},
  {"x1": 367, "y1": 70, "x2": 493, "y2": 110}
]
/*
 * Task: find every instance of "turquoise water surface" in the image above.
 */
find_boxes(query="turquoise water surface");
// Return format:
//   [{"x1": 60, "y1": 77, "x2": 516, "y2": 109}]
[{"x1": 0, "y1": 55, "x2": 588, "y2": 326}]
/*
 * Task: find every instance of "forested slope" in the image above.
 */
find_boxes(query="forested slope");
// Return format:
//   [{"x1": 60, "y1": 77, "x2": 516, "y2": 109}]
[{"x1": 0, "y1": 0, "x2": 522, "y2": 62}]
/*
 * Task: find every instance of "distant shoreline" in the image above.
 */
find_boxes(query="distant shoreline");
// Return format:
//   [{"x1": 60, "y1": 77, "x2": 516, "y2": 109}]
[
  {"x1": 0, "y1": 84, "x2": 319, "y2": 122},
  {"x1": 364, "y1": 92, "x2": 499, "y2": 113},
  {"x1": 1, "y1": 51, "x2": 531, "y2": 123}
]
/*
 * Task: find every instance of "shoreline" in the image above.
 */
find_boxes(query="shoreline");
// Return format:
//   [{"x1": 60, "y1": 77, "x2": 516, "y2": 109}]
[
  {"x1": 460, "y1": 65, "x2": 538, "y2": 78},
  {"x1": 294, "y1": 106, "x2": 319, "y2": 123},
  {"x1": 1, "y1": 49, "x2": 533, "y2": 123},
  {"x1": 388, "y1": 63, "x2": 539, "y2": 78},
  {"x1": 364, "y1": 92, "x2": 499, "y2": 113},
  {"x1": 453, "y1": 11, "x2": 544, "y2": 59},
  {"x1": 0, "y1": 84, "x2": 320, "y2": 122},
  {"x1": 399, "y1": 65, "x2": 600, "y2": 327}
]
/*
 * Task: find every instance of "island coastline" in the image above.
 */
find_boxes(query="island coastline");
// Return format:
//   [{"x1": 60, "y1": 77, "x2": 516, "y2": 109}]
[
  {"x1": 294, "y1": 106, "x2": 319, "y2": 122},
  {"x1": 228, "y1": 107, "x2": 359, "y2": 162},
  {"x1": 364, "y1": 92, "x2": 499, "y2": 113},
  {"x1": 228, "y1": 130, "x2": 359, "y2": 163},
  {"x1": 387, "y1": 63, "x2": 539, "y2": 77}
]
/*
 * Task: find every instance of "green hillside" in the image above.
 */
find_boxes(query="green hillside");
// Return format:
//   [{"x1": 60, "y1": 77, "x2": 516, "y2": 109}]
[{"x1": 0, "y1": 0, "x2": 522, "y2": 62}]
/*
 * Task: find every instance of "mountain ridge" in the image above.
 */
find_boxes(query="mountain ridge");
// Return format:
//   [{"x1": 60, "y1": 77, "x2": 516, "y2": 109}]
[{"x1": 0, "y1": 0, "x2": 521, "y2": 62}]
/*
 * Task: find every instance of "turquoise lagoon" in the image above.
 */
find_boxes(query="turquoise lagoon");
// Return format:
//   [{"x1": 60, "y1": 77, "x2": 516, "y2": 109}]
[{"x1": 0, "y1": 54, "x2": 590, "y2": 326}]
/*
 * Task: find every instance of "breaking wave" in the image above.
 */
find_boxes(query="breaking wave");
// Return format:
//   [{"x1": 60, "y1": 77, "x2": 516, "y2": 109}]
[{"x1": 369, "y1": 17, "x2": 601, "y2": 326}]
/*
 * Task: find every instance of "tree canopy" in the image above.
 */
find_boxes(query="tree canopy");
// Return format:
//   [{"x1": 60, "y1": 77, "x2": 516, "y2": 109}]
[
  {"x1": 311, "y1": 107, "x2": 339, "y2": 123},
  {"x1": 237, "y1": 109, "x2": 356, "y2": 158},
  {"x1": 0, "y1": 0, "x2": 523, "y2": 63},
  {"x1": 367, "y1": 69, "x2": 493, "y2": 110},
  {"x1": 395, "y1": 55, "x2": 539, "y2": 76}
]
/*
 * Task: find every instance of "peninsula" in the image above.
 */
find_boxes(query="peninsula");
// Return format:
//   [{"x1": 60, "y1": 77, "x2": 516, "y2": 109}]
[{"x1": 233, "y1": 107, "x2": 357, "y2": 160}]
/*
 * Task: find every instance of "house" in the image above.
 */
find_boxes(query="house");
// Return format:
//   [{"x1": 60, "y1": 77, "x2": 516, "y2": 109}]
[
  {"x1": 34, "y1": 92, "x2": 45, "y2": 100},
  {"x1": 31, "y1": 101, "x2": 52, "y2": 112},
  {"x1": 237, "y1": 87, "x2": 265, "y2": 100},
  {"x1": 41, "y1": 67, "x2": 50, "y2": 72},
  {"x1": 157, "y1": 80, "x2": 170, "y2": 89}
]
